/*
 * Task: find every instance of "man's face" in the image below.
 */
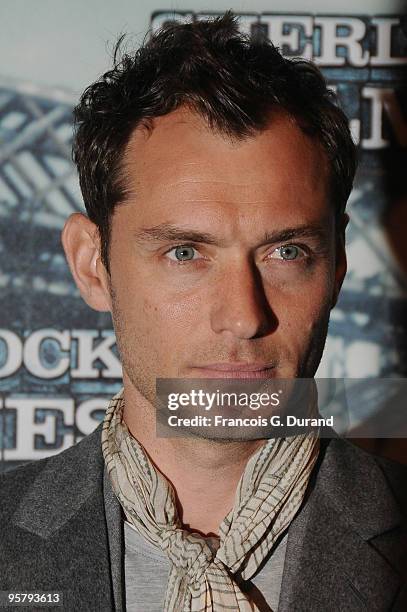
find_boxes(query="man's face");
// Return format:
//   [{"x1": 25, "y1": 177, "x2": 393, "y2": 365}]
[{"x1": 107, "y1": 107, "x2": 346, "y2": 405}]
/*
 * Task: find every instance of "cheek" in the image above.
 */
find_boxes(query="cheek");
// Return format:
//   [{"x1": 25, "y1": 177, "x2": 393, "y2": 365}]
[
  {"x1": 125, "y1": 285, "x2": 205, "y2": 342},
  {"x1": 277, "y1": 303, "x2": 323, "y2": 339},
  {"x1": 110, "y1": 248, "x2": 207, "y2": 354},
  {"x1": 149, "y1": 293, "x2": 204, "y2": 334},
  {"x1": 269, "y1": 272, "x2": 333, "y2": 340}
]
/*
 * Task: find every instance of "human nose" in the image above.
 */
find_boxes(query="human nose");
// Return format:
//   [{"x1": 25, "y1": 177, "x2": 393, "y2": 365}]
[{"x1": 210, "y1": 258, "x2": 277, "y2": 339}]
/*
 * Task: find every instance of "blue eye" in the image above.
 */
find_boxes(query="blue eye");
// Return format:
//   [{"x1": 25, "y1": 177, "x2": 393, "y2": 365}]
[
  {"x1": 278, "y1": 245, "x2": 300, "y2": 260},
  {"x1": 166, "y1": 245, "x2": 198, "y2": 262},
  {"x1": 268, "y1": 244, "x2": 305, "y2": 261}
]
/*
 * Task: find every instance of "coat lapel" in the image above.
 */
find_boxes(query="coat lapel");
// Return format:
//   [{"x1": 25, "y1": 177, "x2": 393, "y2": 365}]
[
  {"x1": 11, "y1": 422, "x2": 116, "y2": 611},
  {"x1": 279, "y1": 437, "x2": 404, "y2": 611},
  {"x1": 104, "y1": 461, "x2": 125, "y2": 611}
]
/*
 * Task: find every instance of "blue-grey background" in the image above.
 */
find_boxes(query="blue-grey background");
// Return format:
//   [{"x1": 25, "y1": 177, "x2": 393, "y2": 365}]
[{"x1": 0, "y1": 1, "x2": 406, "y2": 467}]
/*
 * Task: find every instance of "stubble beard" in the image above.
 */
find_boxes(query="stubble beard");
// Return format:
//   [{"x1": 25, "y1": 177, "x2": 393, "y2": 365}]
[{"x1": 109, "y1": 276, "x2": 332, "y2": 443}]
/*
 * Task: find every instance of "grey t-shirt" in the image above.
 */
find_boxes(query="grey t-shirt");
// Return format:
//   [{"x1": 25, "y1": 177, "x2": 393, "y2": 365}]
[{"x1": 124, "y1": 519, "x2": 288, "y2": 611}]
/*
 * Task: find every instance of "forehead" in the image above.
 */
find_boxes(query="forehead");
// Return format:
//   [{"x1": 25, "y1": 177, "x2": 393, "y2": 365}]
[{"x1": 120, "y1": 106, "x2": 331, "y2": 227}]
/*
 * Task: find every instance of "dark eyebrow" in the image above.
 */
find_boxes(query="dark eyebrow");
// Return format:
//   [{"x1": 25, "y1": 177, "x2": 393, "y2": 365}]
[
  {"x1": 260, "y1": 225, "x2": 328, "y2": 246},
  {"x1": 133, "y1": 223, "x2": 329, "y2": 247},
  {"x1": 134, "y1": 224, "x2": 220, "y2": 246}
]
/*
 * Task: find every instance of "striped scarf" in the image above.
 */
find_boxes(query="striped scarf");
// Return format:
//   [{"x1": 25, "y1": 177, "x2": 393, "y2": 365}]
[{"x1": 102, "y1": 388, "x2": 320, "y2": 611}]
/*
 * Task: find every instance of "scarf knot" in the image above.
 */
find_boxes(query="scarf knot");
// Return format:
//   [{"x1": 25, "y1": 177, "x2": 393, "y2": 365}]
[{"x1": 159, "y1": 528, "x2": 214, "y2": 585}]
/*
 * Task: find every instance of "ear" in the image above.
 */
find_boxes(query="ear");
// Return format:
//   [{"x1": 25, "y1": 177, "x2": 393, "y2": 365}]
[
  {"x1": 331, "y1": 212, "x2": 349, "y2": 309},
  {"x1": 61, "y1": 213, "x2": 112, "y2": 312}
]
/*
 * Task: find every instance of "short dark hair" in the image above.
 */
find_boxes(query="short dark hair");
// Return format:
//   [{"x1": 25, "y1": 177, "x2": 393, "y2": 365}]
[{"x1": 73, "y1": 11, "x2": 357, "y2": 271}]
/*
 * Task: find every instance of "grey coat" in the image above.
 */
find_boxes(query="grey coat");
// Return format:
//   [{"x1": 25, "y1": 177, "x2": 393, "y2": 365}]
[{"x1": 0, "y1": 421, "x2": 406, "y2": 611}]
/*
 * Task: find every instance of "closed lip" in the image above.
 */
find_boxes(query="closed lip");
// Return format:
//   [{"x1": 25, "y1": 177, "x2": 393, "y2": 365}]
[
  {"x1": 195, "y1": 362, "x2": 274, "y2": 371},
  {"x1": 191, "y1": 363, "x2": 276, "y2": 379}
]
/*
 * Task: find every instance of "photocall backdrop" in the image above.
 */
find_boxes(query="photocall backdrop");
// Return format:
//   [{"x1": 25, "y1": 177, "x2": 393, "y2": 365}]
[{"x1": 0, "y1": 2, "x2": 406, "y2": 468}]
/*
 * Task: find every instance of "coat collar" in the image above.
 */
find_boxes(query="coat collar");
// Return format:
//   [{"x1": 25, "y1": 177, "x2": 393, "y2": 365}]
[
  {"x1": 278, "y1": 436, "x2": 404, "y2": 611},
  {"x1": 12, "y1": 424, "x2": 404, "y2": 611}
]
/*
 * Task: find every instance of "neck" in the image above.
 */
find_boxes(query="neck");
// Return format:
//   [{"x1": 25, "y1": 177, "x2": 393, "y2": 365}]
[{"x1": 121, "y1": 378, "x2": 265, "y2": 537}]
